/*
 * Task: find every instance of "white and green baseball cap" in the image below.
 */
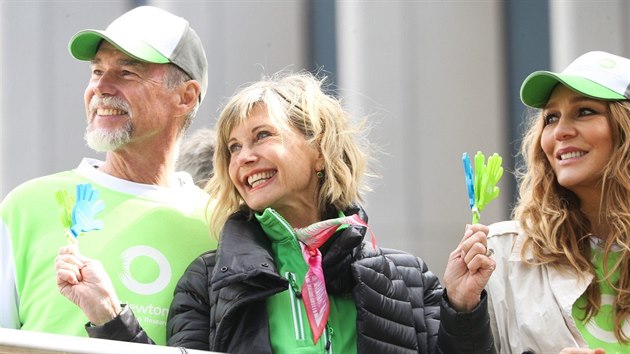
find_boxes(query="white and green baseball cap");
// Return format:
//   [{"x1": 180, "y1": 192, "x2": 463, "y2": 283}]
[
  {"x1": 520, "y1": 51, "x2": 630, "y2": 108},
  {"x1": 69, "y1": 6, "x2": 208, "y2": 102}
]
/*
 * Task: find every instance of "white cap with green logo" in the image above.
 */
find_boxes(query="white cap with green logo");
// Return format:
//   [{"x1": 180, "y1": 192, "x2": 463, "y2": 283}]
[
  {"x1": 520, "y1": 51, "x2": 630, "y2": 108},
  {"x1": 68, "y1": 6, "x2": 208, "y2": 103}
]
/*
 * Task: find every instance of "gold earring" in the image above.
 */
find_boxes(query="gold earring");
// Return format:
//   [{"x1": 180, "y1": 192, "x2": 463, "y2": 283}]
[{"x1": 316, "y1": 170, "x2": 324, "y2": 179}]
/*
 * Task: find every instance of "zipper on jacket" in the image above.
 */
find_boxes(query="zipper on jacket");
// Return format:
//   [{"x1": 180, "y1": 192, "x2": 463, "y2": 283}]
[
  {"x1": 286, "y1": 271, "x2": 306, "y2": 341},
  {"x1": 324, "y1": 323, "x2": 333, "y2": 354}
]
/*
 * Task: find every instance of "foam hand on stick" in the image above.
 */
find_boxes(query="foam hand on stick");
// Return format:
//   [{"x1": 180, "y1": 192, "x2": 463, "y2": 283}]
[
  {"x1": 462, "y1": 151, "x2": 503, "y2": 224},
  {"x1": 54, "y1": 183, "x2": 105, "y2": 246}
]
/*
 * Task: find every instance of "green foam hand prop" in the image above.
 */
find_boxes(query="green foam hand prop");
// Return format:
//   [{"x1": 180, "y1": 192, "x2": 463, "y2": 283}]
[
  {"x1": 54, "y1": 189, "x2": 75, "y2": 243},
  {"x1": 462, "y1": 151, "x2": 504, "y2": 224}
]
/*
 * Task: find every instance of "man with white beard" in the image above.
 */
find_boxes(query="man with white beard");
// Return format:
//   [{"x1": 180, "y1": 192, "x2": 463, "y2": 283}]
[{"x1": 0, "y1": 6, "x2": 216, "y2": 346}]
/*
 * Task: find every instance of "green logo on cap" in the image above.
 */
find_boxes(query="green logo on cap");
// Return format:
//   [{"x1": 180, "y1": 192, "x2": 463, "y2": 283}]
[{"x1": 599, "y1": 58, "x2": 616, "y2": 69}]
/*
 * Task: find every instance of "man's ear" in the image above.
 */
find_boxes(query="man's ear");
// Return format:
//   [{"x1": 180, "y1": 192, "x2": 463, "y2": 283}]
[{"x1": 176, "y1": 80, "x2": 201, "y2": 114}]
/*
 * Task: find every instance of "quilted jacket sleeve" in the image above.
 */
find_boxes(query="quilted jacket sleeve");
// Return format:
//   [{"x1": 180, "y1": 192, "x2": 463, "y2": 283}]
[
  {"x1": 383, "y1": 250, "x2": 442, "y2": 352},
  {"x1": 383, "y1": 248, "x2": 495, "y2": 354},
  {"x1": 437, "y1": 288, "x2": 496, "y2": 354},
  {"x1": 85, "y1": 305, "x2": 154, "y2": 344},
  {"x1": 167, "y1": 251, "x2": 216, "y2": 350},
  {"x1": 417, "y1": 256, "x2": 443, "y2": 351}
]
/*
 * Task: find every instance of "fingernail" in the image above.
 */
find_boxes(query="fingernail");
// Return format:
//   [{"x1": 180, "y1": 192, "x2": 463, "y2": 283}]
[{"x1": 464, "y1": 229, "x2": 473, "y2": 238}]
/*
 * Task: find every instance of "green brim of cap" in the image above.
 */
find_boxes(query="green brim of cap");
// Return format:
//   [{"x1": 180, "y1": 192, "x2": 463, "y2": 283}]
[
  {"x1": 520, "y1": 71, "x2": 626, "y2": 108},
  {"x1": 69, "y1": 30, "x2": 170, "y2": 64}
]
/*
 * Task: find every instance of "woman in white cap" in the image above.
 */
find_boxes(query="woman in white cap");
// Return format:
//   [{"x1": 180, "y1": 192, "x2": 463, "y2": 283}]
[{"x1": 485, "y1": 51, "x2": 630, "y2": 354}]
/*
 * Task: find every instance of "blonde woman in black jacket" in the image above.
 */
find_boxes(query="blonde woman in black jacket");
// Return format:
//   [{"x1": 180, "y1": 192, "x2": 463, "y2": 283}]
[{"x1": 167, "y1": 72, "x2": 497, "y2": 354}]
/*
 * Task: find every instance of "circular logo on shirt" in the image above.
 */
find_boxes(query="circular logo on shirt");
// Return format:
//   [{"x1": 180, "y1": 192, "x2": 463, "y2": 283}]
[
  {"x1": 585, "y1": 294, "x2": 630, "y2": 343},
  {"x1": 119, "y1": 245, "x2": 171, "y2": 295}
]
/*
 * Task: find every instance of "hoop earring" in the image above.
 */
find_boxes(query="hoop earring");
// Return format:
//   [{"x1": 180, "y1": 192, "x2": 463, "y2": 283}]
[{"x1": 316, "y1": 170, "x2": 324, "y2": 179}]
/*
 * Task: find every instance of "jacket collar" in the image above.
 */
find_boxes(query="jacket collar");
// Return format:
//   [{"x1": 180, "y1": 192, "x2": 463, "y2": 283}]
[
  {"x1": 211, "y1": 211, "x2": 287, "y2": 291},
  {"x1": 211, "y1": 205, "x2": 370, "y2": 293}
]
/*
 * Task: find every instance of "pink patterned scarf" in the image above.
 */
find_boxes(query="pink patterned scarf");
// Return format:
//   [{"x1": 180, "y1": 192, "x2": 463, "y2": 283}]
[{"x1": 293, "y1": 213, "x2": 375, "y2": 343}]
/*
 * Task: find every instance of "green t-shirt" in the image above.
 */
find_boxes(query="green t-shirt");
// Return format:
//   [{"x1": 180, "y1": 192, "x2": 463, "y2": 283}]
[
  {"x1": 257, "y1": 208, "x2": 357, "y2": 354},
  {"x1": 0, "y1": 159, "x2": 216, "y2": 345},
  {"x1": 572, "y1": 240, "x2": 629, "y2": 353}
]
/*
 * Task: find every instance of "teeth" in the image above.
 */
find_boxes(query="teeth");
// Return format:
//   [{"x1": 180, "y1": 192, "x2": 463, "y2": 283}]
[
  {"x1": 248, "y1": 171, "x2": 276, "y2": 188},
  {"x1": 560, "y1": 151, "x2": 586, "y2": 160},
  {"x1": 97, "y1": 108, "x2": 126, "y2": 116}
]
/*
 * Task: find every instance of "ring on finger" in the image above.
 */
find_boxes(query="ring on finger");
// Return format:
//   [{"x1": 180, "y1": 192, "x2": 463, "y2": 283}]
[{"x1": 485, "y1": 247, "x2": 494, "y2": 257}]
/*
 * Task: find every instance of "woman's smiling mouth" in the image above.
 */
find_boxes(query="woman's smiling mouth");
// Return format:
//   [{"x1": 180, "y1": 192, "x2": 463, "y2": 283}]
[{"x1": 247, "y1": 170, "x2": 277, "y2": 188}]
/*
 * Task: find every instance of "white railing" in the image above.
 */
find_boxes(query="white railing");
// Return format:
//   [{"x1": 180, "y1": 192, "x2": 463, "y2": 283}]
[{"x1": 0, "y1": 328, "x2": 218, "y2": 353}]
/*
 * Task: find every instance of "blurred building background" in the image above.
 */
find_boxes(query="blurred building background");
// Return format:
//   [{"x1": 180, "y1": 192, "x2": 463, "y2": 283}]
[{"x1": 1, "y1": 0, "x2": 629, "y2": 279}]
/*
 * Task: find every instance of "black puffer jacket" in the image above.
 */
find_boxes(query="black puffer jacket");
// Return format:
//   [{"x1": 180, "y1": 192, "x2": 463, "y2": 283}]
[{"x1": 167, "y1": 208, "x2": 495, "y2": 353}]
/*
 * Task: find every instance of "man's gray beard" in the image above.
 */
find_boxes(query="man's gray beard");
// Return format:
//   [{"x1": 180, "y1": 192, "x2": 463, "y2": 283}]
[
  {"x1": 84, "y1": 118, "x2": 132, "y2": 152},
  {"x1": 85, "y1": 95, "x2": 133, "y2": 152}
]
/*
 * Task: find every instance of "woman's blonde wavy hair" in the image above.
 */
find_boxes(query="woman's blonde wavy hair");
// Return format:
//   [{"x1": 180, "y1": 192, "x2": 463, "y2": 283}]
[
  {"x1": 514, "y1": 99, "x2": 630, "y2": 342},
  {"x1": 206, "y1": 71, "x2": 371, "y2": 238}
]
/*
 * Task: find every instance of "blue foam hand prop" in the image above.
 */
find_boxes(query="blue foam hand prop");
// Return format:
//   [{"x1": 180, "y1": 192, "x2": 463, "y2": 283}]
[
  {"x1": 70, "y1": 184, "x2": 105, "y2": 238},
  {"x1": 462, "y1": 153, "x2": 475, "y2": 210}
]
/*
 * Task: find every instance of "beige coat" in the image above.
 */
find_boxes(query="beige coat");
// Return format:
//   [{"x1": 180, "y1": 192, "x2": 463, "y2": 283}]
[{"x1": 486, "y1": 220, "x2": 592, "y2": 354}]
